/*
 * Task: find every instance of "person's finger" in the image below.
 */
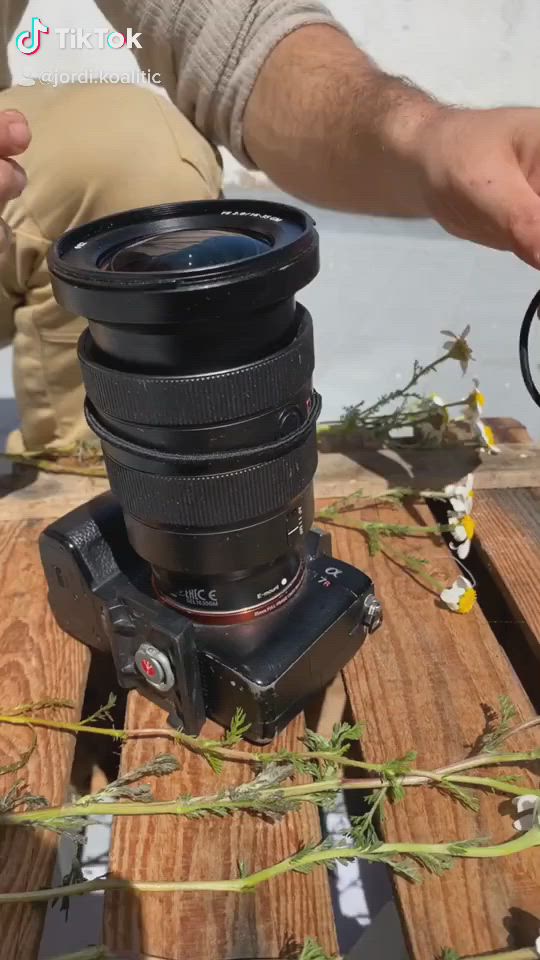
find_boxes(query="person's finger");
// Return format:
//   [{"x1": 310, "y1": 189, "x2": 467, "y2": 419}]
[
  {"x1": 0, "y1": 109, "x2": 31, "y2": 156},
  {"x1": 0, "y1": 157, "x2": 27, "y2": 201}
]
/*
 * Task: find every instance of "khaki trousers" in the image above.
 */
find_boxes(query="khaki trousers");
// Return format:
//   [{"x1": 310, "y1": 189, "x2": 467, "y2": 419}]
[{"x1": 0, "y1": 83, "x2": 222, "y2": 453}]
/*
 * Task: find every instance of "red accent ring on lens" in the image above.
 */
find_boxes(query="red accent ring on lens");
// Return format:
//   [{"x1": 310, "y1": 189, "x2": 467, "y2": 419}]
[{"x1": 153, "y1": 562, "x2": 306, "y2": 626}]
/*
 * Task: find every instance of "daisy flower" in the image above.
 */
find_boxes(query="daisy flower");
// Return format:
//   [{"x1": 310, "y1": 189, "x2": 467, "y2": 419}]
[
  {"x1": 448, "y1": 513, "x2": 476, "y2": 560},
  {"x1": 441, "y1": 326, "x2": 474, "y2": 374},
  {"x1": 464, "y1": 378, "x2": 486, "y2": 416},
  {"x1": 444, "y1": 474, "x2": 474, "y2": 516},
  {"x1": 440, "y1": 576, "x2": 477, "y2": 614},
  {"x1": 474, "y1": 418, "x2": 501, "y2": 454}
]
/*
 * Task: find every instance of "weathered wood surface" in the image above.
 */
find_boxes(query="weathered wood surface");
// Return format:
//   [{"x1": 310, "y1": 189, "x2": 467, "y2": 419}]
[
  {"x1": 314, "y1": 442, "x2": 540, "y2": 498},
  {"x1": 474, "y1": 487, "x2": 540, "y2": 661},
  {"x1": 331, "y1": 503, "x2": 540, "y2": 959},
  {"x1": 104, "y1": 694, "x2": 338, "y2": 960},
  {"x1": 0, "y1": 519, "x2": 90, "y2": 960}
]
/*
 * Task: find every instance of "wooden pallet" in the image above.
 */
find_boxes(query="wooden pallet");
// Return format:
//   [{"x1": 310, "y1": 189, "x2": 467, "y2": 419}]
[{"x1": 0, "y1": 419, "x2": 539, "y2": 959}]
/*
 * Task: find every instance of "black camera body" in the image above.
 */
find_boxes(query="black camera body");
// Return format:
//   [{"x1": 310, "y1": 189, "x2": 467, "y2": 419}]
[
  {"x1": 43, "y1": 199, "x2": 382, "y2": 743},
  {"x1": 40, "y1": 492, "x2": 380, "y2": 742}
]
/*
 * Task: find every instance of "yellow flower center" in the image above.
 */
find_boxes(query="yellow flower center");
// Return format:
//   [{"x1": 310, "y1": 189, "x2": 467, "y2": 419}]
[
  {"x1": 468, "y1": 389, "x2": 485, "y2": 410},
  {"x1": 458, "y1": 588, "x2": 477, "y2": 614},
  {"x1": 461, "y1": 516, "x2": 476, "y2": 540},
  {"x1": 448, "y1": 339, "x2": 473, "y2": 363},
  {"x1": 484, "y1": 425, "x2": 496, "y2": 448}
]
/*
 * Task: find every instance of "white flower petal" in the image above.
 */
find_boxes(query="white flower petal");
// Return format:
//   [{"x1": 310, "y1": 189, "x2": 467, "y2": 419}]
[
  {"x1": 452, "y1": 524, "x2": 467, "y2": 543},
  {"x1": 534, "y1": 934, "x2": 540, "y2": 957},
  {"x1": 457, "y1": 540, "x2": 471, "y2": 559},
  {"x1": 440, "y1": 575, "x2": 473, "y2": 612},
  {"x1": 514, "y1": 794, "x2": 537, "y2": 813},
  {"x1": 441, "y1": 330, "x2": 457, "y2": 339},
  {"x1": 512, "y1": 795, "x2": 539, "y2": 832},
  {"x1": 462, "y1": 325, "x2": 471, "y2": 339},
  {"x1": 513, "y1": 812, "x2": 534, "y2": 832}
]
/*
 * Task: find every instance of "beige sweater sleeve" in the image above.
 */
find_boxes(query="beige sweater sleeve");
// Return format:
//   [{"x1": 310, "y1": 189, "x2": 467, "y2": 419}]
[{"x1": 97, "y1": 0, "x2": 343, "y2": 166}]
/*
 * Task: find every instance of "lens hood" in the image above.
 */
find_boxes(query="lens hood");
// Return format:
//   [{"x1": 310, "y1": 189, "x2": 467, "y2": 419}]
[{"x1": 48, "y1": 198, "x2": 319, "y2": 325}]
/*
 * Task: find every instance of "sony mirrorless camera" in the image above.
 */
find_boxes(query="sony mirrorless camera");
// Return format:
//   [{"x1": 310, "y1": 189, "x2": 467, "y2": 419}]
[{"x1": 39, "y1": 200, "x2": 382, "y2": 743}]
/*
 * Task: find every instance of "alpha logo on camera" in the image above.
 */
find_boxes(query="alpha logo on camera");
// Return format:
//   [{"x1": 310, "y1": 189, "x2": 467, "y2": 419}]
[{"x1": 16, "y1": 17, "x2": 142, "y2": 55}]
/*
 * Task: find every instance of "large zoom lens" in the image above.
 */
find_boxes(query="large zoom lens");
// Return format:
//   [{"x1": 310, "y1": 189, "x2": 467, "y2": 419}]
[{"x1": 49, "y1": 200, "x2": 320, "y2": 624}]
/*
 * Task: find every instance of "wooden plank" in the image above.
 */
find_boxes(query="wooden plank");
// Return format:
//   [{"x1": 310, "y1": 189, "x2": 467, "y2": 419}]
[
  {"x1": 0, "y1": 519, "x2": 90, "y2": 960},
  {"x1": 474, "y1": 488, "x2": 540, "y2": 660},
  {"x1": 0, "y1": 466, "x2": 108, "y2": 521},
  {"x1": 329, "y1": 503, "x2": 540, "y2": 959},
  {"x1": 315, "y1": 442, "x2": 540, "y2": 498},
  {"x1": 104, "y1": 693, "x2": 338, "y2": 960},
  {"x1": 484, "y1": 416, "x2": 533, "y2": 444}
]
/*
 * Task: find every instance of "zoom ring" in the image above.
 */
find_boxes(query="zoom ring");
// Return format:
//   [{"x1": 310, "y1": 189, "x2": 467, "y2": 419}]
[
  {"x1": 103, "y1": 428, "x2": 318, "y2": 528},
  {"x1": 78, "y1": 305, "x2": 314, "y2": 427}
]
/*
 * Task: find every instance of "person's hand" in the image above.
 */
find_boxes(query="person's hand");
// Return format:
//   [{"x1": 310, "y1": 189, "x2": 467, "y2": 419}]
[
  {"x1": 414, "y1": 106, "x2": 540, "y2": 268},
  {"x1": 0, "y1": 108, "x2": 31, "y2": 250}
]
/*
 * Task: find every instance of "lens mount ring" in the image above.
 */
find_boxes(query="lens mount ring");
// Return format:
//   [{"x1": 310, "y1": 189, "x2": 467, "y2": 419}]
[{"x1": 79, "y1": 305, "x2": 314, "y2": 426}]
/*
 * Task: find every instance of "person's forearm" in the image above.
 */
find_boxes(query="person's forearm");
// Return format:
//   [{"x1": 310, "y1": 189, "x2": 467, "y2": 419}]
[{"x1": 244, "y1": 25, "x2": 441, "y2": 216}]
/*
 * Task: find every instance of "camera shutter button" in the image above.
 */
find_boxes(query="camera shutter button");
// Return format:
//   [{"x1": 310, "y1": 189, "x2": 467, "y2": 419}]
[{"x1": 135, "y1": 643, "x2": 175, "y2": 692}]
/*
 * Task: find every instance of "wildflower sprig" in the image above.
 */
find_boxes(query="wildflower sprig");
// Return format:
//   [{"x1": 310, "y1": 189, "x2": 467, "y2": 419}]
[
  {"x1": 2, "y1": 826, "x2": 539, "y2": 907},
  {"x1": 1, "y1": 698, "x2": 539, "y2": 840},
  {"x1": 319, "y1": 326, "x2": 499, "y2": 455}
]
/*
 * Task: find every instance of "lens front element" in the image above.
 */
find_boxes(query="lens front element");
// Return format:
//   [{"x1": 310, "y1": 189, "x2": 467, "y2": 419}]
[{"x1": 107, "y1": 228, "x2": 272, "y2": 273}]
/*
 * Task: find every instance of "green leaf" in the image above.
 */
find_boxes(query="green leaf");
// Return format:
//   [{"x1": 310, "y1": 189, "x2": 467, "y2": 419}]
[
  {"x1": 409, "y1": 851, "x2": 454, "y2": 877},
  {"x1": 79, "y1": 693, "x2": 117, "y2": 726},
  {"x1": 299, "y1": 937, "x2": 336, "y2": 960},
  {"x1": 478, "y1": 696, "x2": 517, "y2": 753},
  {"x1": 330, "y1": 721, "x2": 364, "y2": 751},
  {"x1": 349, "y1": 789, "x2": 387, "y2": 845},
  {"x1": 383, "y1": 751, "x2": 417, "y2": 777},
  {"x1": 439, "y1": 950, "x2": 460, "y2": 960},
  {"x1": 0, "y1": 728, "x2": 37, "y2": 777},
  {"x1": 437, "y1": 780, "x2": 480, "y2": 812},
  {"x1": 385, "y1": 857, "x2": 422, "y2": 883},
  {"x1": 447, "y1": 838, "x2": 490, "y2": 855},
  {"x1": 205, "y1": 753, "x2": 224, "y2": 776},
  {"x1": 301, "y1": 729, "x2": 333, "y2": 753},
  {"x1": 222, "y1": 707, "x2": 251, "y2": 746}
]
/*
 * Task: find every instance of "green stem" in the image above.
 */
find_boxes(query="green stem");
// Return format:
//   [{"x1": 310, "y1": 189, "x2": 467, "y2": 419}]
[
  {"x1": 319, "y1": 517, "x2": 450, "y2": 539},
  {"x1": 4, "y1": 770, "x2": 538, "y2": 830},
  {"x1": 0, "y1": 713, "x2": 538, "y2": 782},
  {"x1": 0, "y1": 714, "x2": 125, "y2": 739},
  {"x1": 2, "y1": 830, "x2": 537, "y2": 906},
  {"x1": 357, "y1": 352, "x2": 451, "y2": 420}
]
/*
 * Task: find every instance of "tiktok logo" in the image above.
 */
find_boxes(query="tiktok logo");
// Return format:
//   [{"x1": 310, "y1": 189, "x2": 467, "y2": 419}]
[{"x1": 15, "y1": 17, "x2": 50, "y2": 55}]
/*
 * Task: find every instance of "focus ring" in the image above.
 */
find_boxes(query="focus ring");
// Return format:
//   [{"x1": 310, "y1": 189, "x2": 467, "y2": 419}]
[
  {"x1": 103, "y1": 429, "x2": 318, "y2": 527},
  {"x1": 78, "y1": 306, "x2": 314, "y2": 427}
]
